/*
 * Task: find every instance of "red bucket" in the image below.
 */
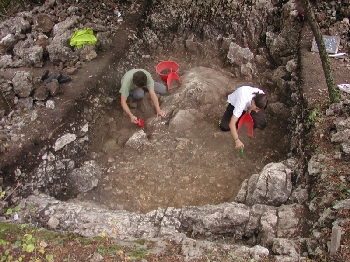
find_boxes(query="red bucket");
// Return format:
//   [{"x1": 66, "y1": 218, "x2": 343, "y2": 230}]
[
  {"x1": 237, "y1": 113, "x2": 254, "y2": 137},
  {"x1": 167, "y1": 70, "x2": 181, "y2": 90},
  {"x1": 156, "y1": 61, "x2": 179, "y2": 82}
]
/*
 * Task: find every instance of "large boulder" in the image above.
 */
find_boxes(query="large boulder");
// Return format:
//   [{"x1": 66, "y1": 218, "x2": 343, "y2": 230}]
[{"x1": 235, "y1": 160, "x2": 295, "y2": 206}]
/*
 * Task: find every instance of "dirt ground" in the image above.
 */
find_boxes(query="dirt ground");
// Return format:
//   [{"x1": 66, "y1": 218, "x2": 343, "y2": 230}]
[
  {"x1": 0, "y1": 2, "x2": 349, "y2": 216},
  {"x1": 82, "y1": 92, "x2": 290, "y2": 213}
]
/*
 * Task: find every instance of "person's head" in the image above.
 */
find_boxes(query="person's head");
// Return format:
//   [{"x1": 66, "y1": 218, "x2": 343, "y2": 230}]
[
  {"x1": 252, "y1": 92, "x2": 268, "y2": 111},
  {"x1": 133, "y1": 71, "x2": 147, "y2": 88}
]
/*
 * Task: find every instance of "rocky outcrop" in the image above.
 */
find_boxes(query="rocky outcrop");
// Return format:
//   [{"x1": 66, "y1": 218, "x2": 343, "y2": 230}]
[
  {"x1": 18, "y1": 164, "x2": 305, "y2": 260},
  {"x1": 235, "y1": 160, "x2": 295, "y2": 206}
]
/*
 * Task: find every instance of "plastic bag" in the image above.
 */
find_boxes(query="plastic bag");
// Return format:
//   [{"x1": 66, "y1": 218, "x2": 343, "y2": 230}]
[
  {"x1": 70, "y1": 28, "x2": 97, "y2": 49},
  {"x1": 337, "y1": 84, "x2": 350, "y2": 93}
]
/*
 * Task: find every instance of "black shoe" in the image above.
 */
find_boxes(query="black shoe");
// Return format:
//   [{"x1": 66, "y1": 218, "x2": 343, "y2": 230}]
[
  {"x1": 220, "y1": 125, "x2": 230, "y2": 132},
  {"x1": 58, "y1": 75, "x2": 71, "y2": 84},
  {"x1": 41, "y1": 70, "x2": 49, "y2": 81},
  {"x1": 44, "y1": 73, "x2": 61, "y2": 83}
]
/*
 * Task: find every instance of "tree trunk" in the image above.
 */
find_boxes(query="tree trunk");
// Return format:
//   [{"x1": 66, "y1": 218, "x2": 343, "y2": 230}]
[{"x1": 300, "y1": 0, "x2": 340, "y2": 103}]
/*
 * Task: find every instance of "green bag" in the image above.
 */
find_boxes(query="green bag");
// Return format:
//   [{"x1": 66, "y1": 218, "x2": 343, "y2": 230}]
[{"x1": 70, "y1": 28, "x2": 97, "y2": 49}]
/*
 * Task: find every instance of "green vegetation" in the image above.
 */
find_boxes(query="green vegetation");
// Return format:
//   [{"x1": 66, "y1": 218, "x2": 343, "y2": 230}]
[
  {"x1": 0, "y1": 223, "x2": 54, "y2": 262},
  {"x1": 0, "y1": 222, "x2": 152, "y2": 261},
  {"x1": 308, "y1": 104, "x2": 320, "y2": 122},
  {"x1": 306, "y1": 104, "x2": 325, "y2": 129},
  {"x1": 310, "y1": 192, "x2": 316, "y2": 199},
  {"x1": 0, "y1": 189, "x2": 149, "y2": 261}
]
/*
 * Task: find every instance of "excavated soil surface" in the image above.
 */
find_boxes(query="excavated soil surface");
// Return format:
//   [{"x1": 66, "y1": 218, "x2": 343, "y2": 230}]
[{"x1": 1, "y1": 2, "x2": 349, "y2": 214}]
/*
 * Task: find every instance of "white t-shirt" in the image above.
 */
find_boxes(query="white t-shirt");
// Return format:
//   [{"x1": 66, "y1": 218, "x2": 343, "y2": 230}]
[{"x1": 227, "y1": 85, "x2": 265, "y2": 118}]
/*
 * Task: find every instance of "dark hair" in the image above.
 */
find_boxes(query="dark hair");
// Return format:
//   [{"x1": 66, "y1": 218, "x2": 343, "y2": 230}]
[
  {"x1": 253, "y1": 92, "x2": 268, "y2": 110},
  {"x1": 133, "y1": 71, "x2": 147, "y2": 88}
]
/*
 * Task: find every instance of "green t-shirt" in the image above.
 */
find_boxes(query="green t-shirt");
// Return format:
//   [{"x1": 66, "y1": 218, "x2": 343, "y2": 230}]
[{"x1": 119, "y1": 69, "x2": 155, "y2": 98}]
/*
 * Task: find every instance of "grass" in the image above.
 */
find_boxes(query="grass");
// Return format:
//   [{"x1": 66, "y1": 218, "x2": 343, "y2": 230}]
[{"x1": 0, "y1": 222, "x2": 152, "y2": 261}]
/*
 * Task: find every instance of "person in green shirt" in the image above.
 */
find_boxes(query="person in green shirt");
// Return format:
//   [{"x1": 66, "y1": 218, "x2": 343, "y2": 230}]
[{"x1": 120, "y1": 69, "x2": 167, "y2": 124}]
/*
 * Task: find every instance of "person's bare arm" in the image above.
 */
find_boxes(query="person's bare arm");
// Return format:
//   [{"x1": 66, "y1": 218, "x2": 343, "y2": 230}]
[
  {"x1": 120, "y1": 95, "x2": 138, "y2": 123},
  {"x1": 149, "y1": 88, "x2": 166, "y2": 117},
  {"x1": 229, "y1": 115, "x2": 244, "y2": 149}
]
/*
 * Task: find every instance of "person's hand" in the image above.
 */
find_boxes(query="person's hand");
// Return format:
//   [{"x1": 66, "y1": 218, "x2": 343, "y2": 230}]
[
  {"x1": 130, "y1": 115, "x2": 138, "y2": 124},
  {"x1": 235, "y1": 139, "x2": 244, "y2": 150},
  {"x1": 157, "y1": 109, "x2": 166, "y2": 118}
]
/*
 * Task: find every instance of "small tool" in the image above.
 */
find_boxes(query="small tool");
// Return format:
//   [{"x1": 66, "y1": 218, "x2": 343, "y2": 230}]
[{"x1": 137, "y1": 119, "x2": 144, "y2": 128}]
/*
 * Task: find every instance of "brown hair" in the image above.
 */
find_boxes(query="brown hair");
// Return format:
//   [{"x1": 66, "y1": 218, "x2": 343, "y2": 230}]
[
  {"x1": 133, "y1": 71, "x2": 147, "y2": 87},
  {"x1": 253, "y1": 92, "x2": 268, "y2": 110}
]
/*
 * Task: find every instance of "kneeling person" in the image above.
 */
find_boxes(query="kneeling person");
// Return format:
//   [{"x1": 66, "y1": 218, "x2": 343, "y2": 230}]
[
  {"x1": 219, "y1": 84, "x2": 268, "y2": 150},
  {"x1": 120, "y1": 69, "x2": 167, "y2": 124}
]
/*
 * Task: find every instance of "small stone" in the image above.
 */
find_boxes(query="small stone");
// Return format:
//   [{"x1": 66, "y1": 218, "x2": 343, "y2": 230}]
[{"x1": 47, "y1": 216, "x2": 59, "y2": 229}]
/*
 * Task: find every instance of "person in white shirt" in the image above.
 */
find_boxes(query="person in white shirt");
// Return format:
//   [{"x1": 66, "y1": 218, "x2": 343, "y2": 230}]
[{"x1": 219, "y1": 85, "x2": 268, "y2": 150}]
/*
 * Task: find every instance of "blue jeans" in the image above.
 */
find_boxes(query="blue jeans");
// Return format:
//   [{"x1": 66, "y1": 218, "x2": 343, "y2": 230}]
[{"x1": 130, "y1": 82, "x2": 167, "y2": 100}]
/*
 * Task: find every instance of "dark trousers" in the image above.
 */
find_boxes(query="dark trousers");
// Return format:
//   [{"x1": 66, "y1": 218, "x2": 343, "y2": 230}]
[{"x1": 219, "y1": 103, "x2": 266, "y2": 131}]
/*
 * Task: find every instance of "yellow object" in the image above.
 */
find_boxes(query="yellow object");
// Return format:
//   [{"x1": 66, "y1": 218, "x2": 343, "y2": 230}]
[{"x1": 70, "y1": 28, "x2": 97, "y2": 49}]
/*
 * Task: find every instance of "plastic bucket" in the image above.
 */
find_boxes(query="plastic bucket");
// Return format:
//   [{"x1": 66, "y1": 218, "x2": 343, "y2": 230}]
[
  {"x1": 237, "y1": 113, "x2": 254, "y2": 137},
  {"x1": 167, "y1": 71, "x2": 181, "y2": 90},
  {"x1": 156, "y1": 61, "x2": 179, "y2": 82}
]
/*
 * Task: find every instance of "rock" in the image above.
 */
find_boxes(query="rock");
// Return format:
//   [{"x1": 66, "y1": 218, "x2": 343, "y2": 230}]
[
  {"x1": 169, "y1": 109, "x2": 198, "y2": 132},
  {"x1": 333, "y1": 199, "x2": 350, "y2": 210},
  {"x1": 272, "y1": 238, "x2": 299, "y2": 257},
  {"x1": 277, "y1": 204, "x2": 302, "y2": 238},
  {"x1": 331, "y1": 129, "x2": 350, "y2": 143},
  {"x1": 13, "y1": 40, "x2": 44, "y2": 67},
  {"x1": 54, "y1": 133, "x2": 77, "y2": 151},
  {"x1": 46, "y1": 100, "x2": 55, "y2": 109},
  {"x1": 289, "y1": 186, "x2": 308, "y2": 204},
  {"x1": 76, "y1": 44, "x2": 97, "y2": 61},
  {"x1": 33, "y1": 13, "x2": 54, "y2": 33},
  {"x1": 236, "y1": 161, "x2": 293, "y2": 206},
  {"x1": 0, "y1": 34, "x2": 17, "y2": 54},
  {"x1": 47, "y1": 216, "x2": 60, "y2": 229},
  {"x1": 329, "y1": 226, "x2": 341, "y2": 255},
  {"x1": 12, "y1": 71, "x2": 34, "y2": 98},
  {"x1": 125, "y1": 130, "x2": 148, "y2": 149},
  {"x1": 46, "y1": 79, "x2": 63, "y2": 96},
  {"x1": 33, "y1": 84, "x2": 49, "y2": 101},
  {"x1": 0, "y1": 200, "x2": 8, "y2": 214},
  {"x1": 68, "y1": 160, "x2": 100, "y2": 193},
  {"x1": 341, "y1": 140, "x2": 350, "y2": 154},
  {"x1": 16, "y1": 97, "x2": 33, "y2": 110},
  {"x1": 227, "y1": 42, "x2": 254, "y2": 66},
  {"x1": 307, "y1": 155, "x2": 327, "y2": 176}
]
